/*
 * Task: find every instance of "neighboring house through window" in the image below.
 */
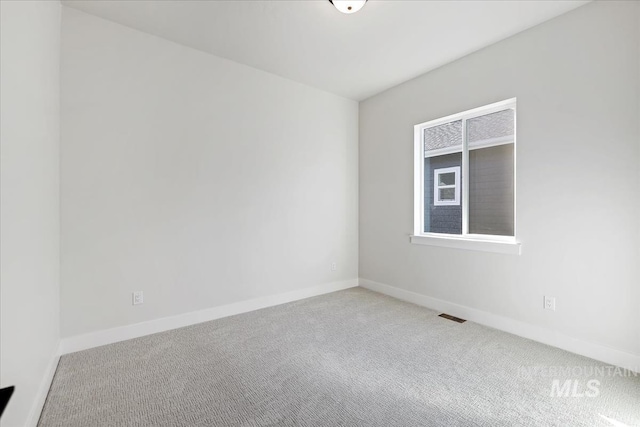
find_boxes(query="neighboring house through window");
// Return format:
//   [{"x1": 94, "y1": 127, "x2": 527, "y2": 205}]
[
  {"x1": 412, "y1": 98, "x2": 519, "y2": 254},
  {"x1": 433, "y1": 167, "x2": 460, "y2": 206}
]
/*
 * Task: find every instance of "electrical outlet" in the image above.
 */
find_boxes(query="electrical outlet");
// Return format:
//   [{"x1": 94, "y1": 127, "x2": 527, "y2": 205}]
[
  {"x1": 543, "y1": 296, "x2": 555, "y2": 311},
  {"x1": 132, "y1": 291, "x2": 144, "y2": 305},
  {"x1": 330, "y1": 262, "x2": 337, "y2": 272}
]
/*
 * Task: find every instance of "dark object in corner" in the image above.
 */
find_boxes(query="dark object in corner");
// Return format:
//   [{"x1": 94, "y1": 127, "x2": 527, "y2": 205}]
[
  {"x1": 439, "y1": 313, "x2": 466, "y2": 323},
  {"x1": 0, "y1": 386, "x2": 15, "y2": 418}
]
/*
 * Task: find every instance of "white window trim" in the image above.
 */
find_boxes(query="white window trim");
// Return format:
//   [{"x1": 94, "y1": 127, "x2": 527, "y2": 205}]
[
  {"x1": 413, "y1": 98, "x2": 520, "y2": 255},
  {"x1": 468, "y1": 135, "x2": 514, "y2": 151},
  {"x1": 433, "y1": 167, "x2": 460, "y2": 206},
  {"x1": 410, "y1": 234, "x2": 521, "y2": 255},
  {"x1": 423, "y1": 146, "x2": 462, "y2": 158}
]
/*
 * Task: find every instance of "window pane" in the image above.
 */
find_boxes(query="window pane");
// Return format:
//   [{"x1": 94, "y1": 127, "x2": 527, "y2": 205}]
[
  {"x1": 438, "y1": 172, "x2": 455, "y2": 186},
  {"x1": 424, "y1": 153, "x2": 462, "y2": 234},
  {"x1": 468, "y1": 144, "x2": 514, "y2": 236},
  {"x1": 468, "y1": 109, "x2": 514, "y2": 149},
  {"x1": 424, "y1": 120, "x2": 462, "y2": 154},
  {"x1": 439, "y1": 188, "x2": 455, "y2": 200}
]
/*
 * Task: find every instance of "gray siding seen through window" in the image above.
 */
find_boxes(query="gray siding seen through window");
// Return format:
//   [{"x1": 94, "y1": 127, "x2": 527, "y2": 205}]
[
  {"x1": 424, "y1": 153, "x2": 462, "y2": 234},
  {"x1": 468, "y1": 144, "x2": 514, "y2": 236}
]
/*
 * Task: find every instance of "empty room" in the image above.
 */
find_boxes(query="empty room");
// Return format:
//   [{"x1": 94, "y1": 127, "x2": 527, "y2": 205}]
[{"x1": 1, "y1": 0, "x2": 639, "y2": 425}]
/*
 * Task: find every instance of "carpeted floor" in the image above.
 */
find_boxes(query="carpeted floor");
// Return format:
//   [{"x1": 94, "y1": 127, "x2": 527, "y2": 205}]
[{"x1": 39, "y1": 288, "x2": 640, "y2": 426}]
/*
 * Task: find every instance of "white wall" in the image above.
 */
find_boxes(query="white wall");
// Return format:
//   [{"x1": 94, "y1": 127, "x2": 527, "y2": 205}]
[
  {"x1": 60, "y1": 8, "x2": 358, "y2": 338},
  {"x1": 360, "y1": 1, "x2": 640, "y2": 358},
  {"x1": 637, "y1": 3, "x2": 640, "y2": 357},
  {"x1": 0, "y1": 2, "x2": 61, "y2": 426}
]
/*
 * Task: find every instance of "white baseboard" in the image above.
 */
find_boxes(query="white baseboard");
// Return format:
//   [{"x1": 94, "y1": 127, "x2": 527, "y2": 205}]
[
  {"x1": 59, "y1": 279, "x2": 358, "y2": 355},
  {"x1": 26, "y1": 344, "x2": 60, "y2": 427},
  {"x1": 359, "y1": 278, "x2": 640, "y2": 373}
]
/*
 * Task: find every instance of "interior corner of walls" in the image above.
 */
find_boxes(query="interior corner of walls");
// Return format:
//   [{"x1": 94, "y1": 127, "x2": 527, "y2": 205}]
[{"x1": 24, "y1": 344, "x2": 60, "y2": 427}]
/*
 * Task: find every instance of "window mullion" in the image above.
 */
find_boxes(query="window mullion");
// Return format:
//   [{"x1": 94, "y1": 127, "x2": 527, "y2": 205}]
[{"x1": 461, "y1": 118, "x2": 469, "y2": 235}]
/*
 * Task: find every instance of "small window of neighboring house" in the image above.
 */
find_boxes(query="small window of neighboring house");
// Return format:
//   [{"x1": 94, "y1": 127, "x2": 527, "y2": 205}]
[
  {"x1": 433, "y1": 167, "x2": 460, "y2": 206},
  {"x1": 412, "y1": 98, "x2": 520, "y2": 253}
]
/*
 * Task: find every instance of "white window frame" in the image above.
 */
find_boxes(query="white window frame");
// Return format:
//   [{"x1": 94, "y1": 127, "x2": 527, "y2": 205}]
[
  {"x1": 433, "y1": 167, "x2": 460, "y2": 206},
  {"x1": 412, "y1": 98, "x2": 521, "y2": 255}
]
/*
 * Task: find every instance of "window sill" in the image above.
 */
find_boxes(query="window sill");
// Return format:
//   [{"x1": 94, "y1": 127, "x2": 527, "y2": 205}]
[{"x1": 410, "y1": 234, "x2": 521, "y2": 255}]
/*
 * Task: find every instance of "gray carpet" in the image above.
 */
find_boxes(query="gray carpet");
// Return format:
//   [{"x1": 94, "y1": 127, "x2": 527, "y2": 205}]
[{"x1": 39, "y1": 288, "x2": 640, "y2": 426}]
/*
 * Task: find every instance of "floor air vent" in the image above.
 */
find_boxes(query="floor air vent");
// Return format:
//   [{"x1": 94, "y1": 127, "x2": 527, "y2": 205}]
[{"x1": 438, "y1": 313, "x2": 466, "y2": 323}]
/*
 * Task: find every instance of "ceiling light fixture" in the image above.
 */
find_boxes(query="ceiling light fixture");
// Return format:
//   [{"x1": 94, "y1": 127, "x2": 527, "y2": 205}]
[{"x1": 329, "y1": 0, "x2": 367, "y2": 14}]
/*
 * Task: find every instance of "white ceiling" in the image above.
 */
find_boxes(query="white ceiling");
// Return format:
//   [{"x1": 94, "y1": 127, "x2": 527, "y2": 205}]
[{"x1": 62, "y1": 0, "x2": 589, "y2": 101}]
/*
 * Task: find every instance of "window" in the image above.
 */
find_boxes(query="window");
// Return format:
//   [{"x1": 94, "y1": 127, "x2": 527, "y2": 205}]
[
  {"x1": 434, "y1": 167, "x2": 460, "y2": 206},
  {"x1": 412, "y1": 98, "x2": 520, "y2": 254}
]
